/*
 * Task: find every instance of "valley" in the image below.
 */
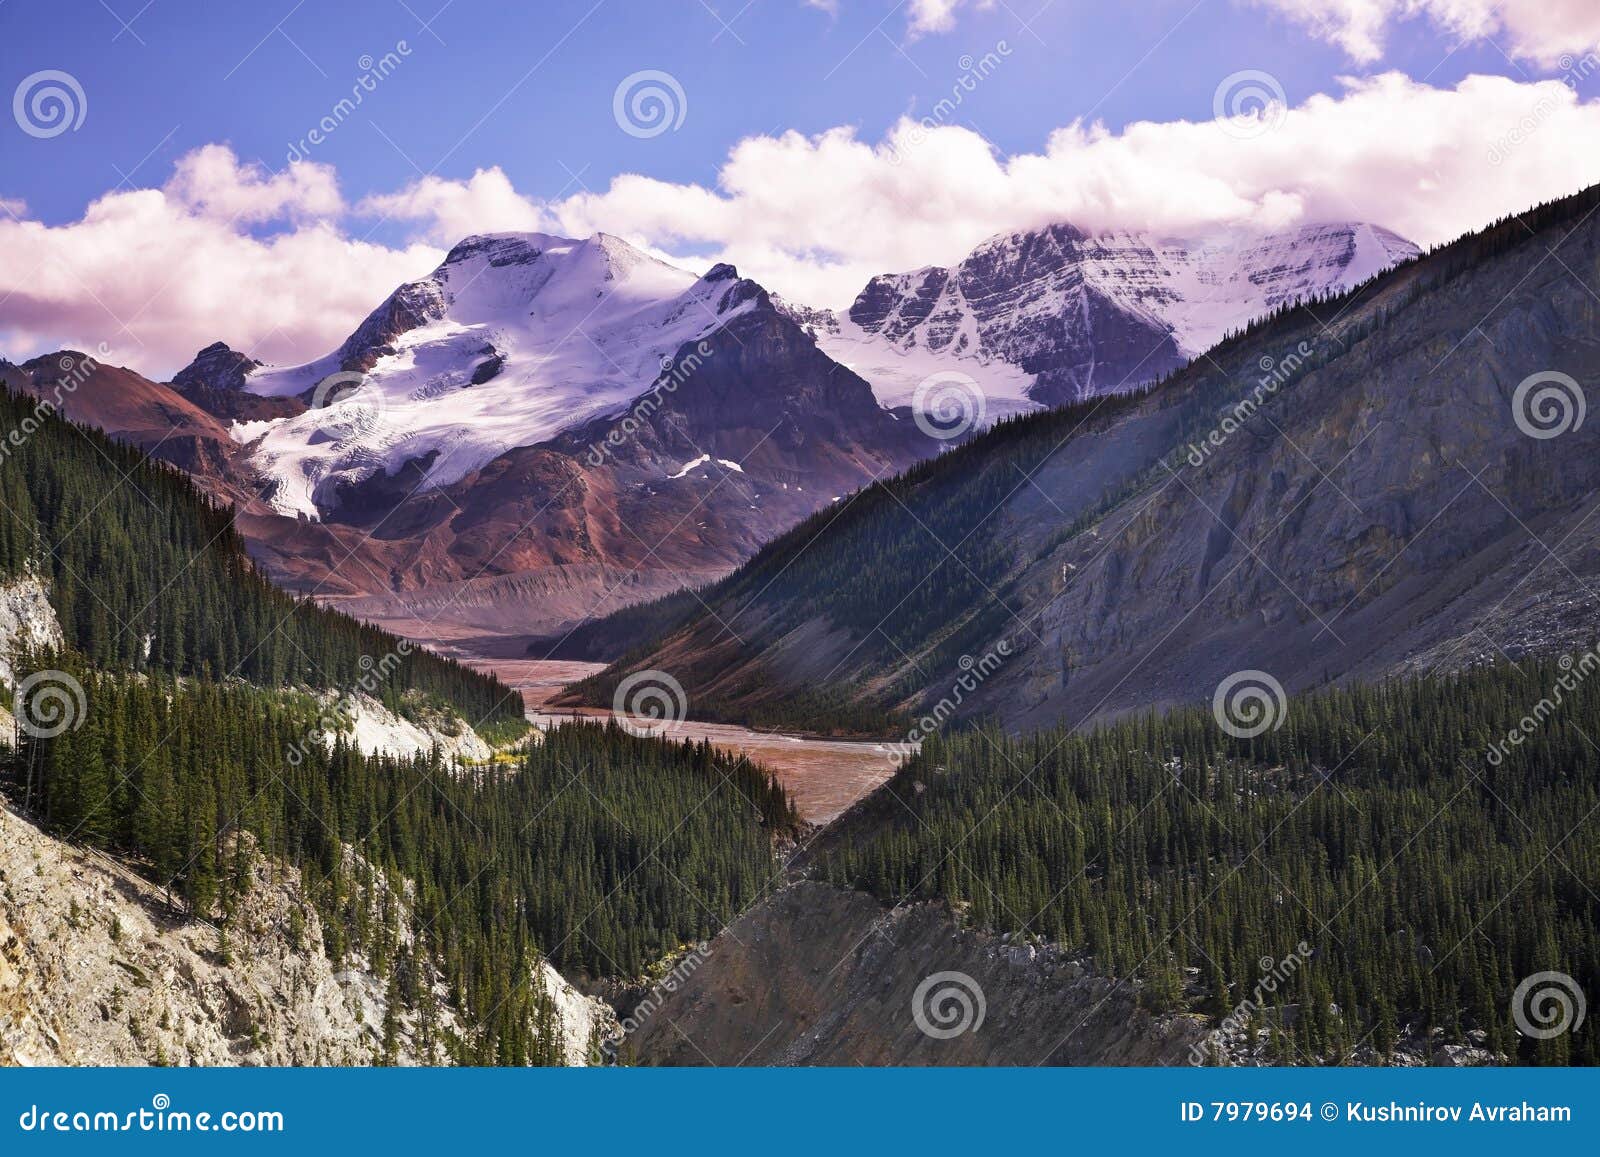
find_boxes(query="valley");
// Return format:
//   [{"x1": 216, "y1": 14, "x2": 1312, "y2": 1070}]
[
  {"x1": 463, "y1": 656, "x2": 901, "y2": 824},
  {"x1": 4, "y1": 177, "x2": 1599, "y2": 1071}
]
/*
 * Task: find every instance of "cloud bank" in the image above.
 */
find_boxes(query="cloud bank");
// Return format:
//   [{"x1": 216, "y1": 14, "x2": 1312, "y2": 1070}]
[
  {"x1": 4, "y1": 73, "x2": 1600, "y2": 378},
  {"x1": 1250, "y1": 1, "x2": 1600, "y2": 66}
]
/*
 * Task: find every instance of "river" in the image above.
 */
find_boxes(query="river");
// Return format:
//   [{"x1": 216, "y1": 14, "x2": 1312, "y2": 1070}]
[{"x1": 458, "y1": 658, "x2": 907, "y2": 825}]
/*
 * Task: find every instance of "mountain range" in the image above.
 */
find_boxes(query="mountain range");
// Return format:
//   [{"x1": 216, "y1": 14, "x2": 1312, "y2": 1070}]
[
  {"x1": 787, "y1": 221, "x2": 1418, "y2": 412},
  {"x1": 561, "y1": 188, "x2": 1600, "y2": 736},
  {"x1": 3, "y1": 219, "x2": 1418, "y2": 653}
]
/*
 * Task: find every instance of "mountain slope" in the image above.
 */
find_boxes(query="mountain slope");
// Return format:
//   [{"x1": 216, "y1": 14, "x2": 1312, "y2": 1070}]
[
  {"x1": 565, "y1": 186, "x2": 1600, "y2": 734},
  {"x1": 794, "y1": 221, "x2": 1418, "y2": 412},
  {"x1": 171, "y1": 235, "x2": 932, "y2": 644}
]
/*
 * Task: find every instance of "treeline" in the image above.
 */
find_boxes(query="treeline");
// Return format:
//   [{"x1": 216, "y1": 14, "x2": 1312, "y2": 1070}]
[
  {"x1": 0, "y1": 384, "x2": 519, "y2": 726},
  {"x1": 820, "y1": 656, "x2": 1600, "y2": 1065},
  {"x1": 5, "y1": 661, "x2": 797, "y2": 1061}
]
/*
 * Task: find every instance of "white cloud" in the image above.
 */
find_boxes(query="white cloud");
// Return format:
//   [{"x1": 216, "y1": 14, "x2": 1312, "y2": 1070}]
[
  {"x1": 1250, "y1": 1, "x2": 1600, "y2": 66},
  {"x1": 4, "y1": 74, "x2": 1599, "y2": 378},
  {"x1": 906, "y1": 0, "x2": 997, "y2": 38},
  {"x1": 357, "y1": 166, "x2": 550, "y2": 243},
  {"x1": 0, "y1": 147, "x2": 439, "y2": 378},
  {"x1": 800, "y1": 0, "x2": 997, "y2": 38},
  {"x1": 165, "y1": 143, "x2": 344, "y2": 223},
  {"x1": 543, "y1": 71, "x2": 1600, "y2": 303}
]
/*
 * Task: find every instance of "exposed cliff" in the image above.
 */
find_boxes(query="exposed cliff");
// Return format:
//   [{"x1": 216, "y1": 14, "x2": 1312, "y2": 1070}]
[
  {"x1": 0, "y1": 806, "x2": 611, "y2": 1067},
  {"x1": 630, "y1": 880, "x2": 1206, "y2": 1066}
]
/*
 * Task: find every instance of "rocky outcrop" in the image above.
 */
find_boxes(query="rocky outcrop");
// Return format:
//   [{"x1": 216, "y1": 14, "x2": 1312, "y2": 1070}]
[
  {"x1": 0, "y1": 806, "x2": 611, "y2": 1066},
  {"x1": 0, "y1": 573, "x2": 63, "y2": 691},
  {"x1": 171, "y1": 341, "x2": 262, "y2": 393},
  {"x1": 630, "y1": 881, "x2": 1205, "y2": 1066}
]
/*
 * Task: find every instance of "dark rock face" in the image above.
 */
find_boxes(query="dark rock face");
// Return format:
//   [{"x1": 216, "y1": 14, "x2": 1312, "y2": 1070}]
[
  {"x1": 170, "y1": 343, "x2": 303, "y2": 423},
  {"x1": 574, "y1": 188, "x2": 1600, "y2": 732},
  {"x1": 332, "y1": 276, "x2": 448, "y2": 374},
  {"x1": 171, "y1": 341, "x2": 261, "y2": 392},
  {"x1": 630, "y1": 882, "x2": 1204, "y2": 1066},
  {"x1": 837, "y1": 221, "x2": 1416, "y2": 406}
]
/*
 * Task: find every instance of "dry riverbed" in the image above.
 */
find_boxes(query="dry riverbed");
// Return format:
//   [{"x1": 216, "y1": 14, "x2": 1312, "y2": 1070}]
[{"x1": 460, "y1": 658, "x2": 904, "y2": 825}]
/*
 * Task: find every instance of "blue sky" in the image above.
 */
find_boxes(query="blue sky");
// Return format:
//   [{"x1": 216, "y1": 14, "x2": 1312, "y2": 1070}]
[
  {"x1": 0, "y1": 0, "x2": 1551, "y2": 229},
  {"x1": 3, "y1": 1, "x2": 1599, "y2": 374}
]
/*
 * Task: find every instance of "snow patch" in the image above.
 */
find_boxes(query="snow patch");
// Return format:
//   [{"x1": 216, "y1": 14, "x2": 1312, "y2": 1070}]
[{"x1": 240, "y1": 233, "x2": 760, "y2": 520}]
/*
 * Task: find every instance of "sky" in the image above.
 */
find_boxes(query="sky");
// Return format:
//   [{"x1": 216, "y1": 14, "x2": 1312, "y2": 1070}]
[{"x1": 3, "y1": 0, "x2": 1600, "y2": 377}]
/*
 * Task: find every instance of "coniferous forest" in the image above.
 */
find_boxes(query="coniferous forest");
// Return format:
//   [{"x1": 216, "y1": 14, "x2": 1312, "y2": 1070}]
[
  {"x1": 819, "y1": 656, "x2": 1600, "y2": 1065},
  {"x1": 6, "y1": 665, "x2": 795, "y2": 1060},
  {"x1": 0, "y1": 386, "x2": 521, "y2": 724},
  {"x1": 0, "y1": 386, "x2": 798, "y2": 1062}
]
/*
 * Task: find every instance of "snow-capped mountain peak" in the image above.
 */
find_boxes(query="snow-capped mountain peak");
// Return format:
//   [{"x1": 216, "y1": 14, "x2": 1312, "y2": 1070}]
[
  {"x1": 793, "y1": 220, "x2": 1419, "y2": 415},
  {"x1": 206, "y1": 232, "x2": 762, "y2": 520}
]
